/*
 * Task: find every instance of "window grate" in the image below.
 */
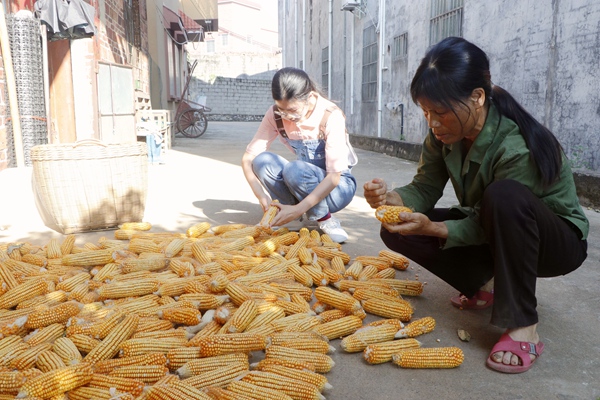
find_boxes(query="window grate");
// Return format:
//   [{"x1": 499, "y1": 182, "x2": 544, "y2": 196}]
[
  {"x1": 392, "y1": 32, "x2": 408, "y2": 60},
  {"x1": 429, "y1": 0, "x2": 464, "y2": 45},
  {"x1": 322, "y1": 46, "x2": 329, "y2": 93},
  {"x1": 362, "y1": 24, "x2": 377, "y2": 102}
]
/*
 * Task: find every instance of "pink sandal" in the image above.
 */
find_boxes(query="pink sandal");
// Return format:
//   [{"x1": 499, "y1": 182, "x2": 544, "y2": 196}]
[
  {"x1": 450, "y1": 290, "x2": 494, "y2": 310},
  {"x1": 486, "y1": 332, "x2": 544, "y2": 373}
]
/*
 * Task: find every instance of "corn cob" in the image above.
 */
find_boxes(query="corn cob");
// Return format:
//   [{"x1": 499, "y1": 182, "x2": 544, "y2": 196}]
[
  {"x1": 120, "y1": 257, "x2": 169, "y2": 273},
  {"x1": 311, "y1": 314, "x2": 363, "y2": 340},
  {"x1": 187, "y1": 320, "x2": 221, "y2": 340},
  {"x1": 16, "y1": 362, "x2": 93, "y2": 398},
  {"x1": 179, "y1": 293, "x2": 229, "y2": 311},
  {"x1": 61, "y1": 249, "x2": 114, "y2": 266},
  {"x1": 241, "y1": 370, "x2": 325, "y2": 400},
  {"x1": 265, "y1": 345, "x2": 335, "y2": 373},
  {"x1": 88, "y1": 373, "x2": 145, "y2": 396},
  {"x1": 134, "y1": 317, "x2": 174, "y2": 334},
  {"x1": 314, "y1": 286, "x2": 361, "y2": 313},
  {"x1": 353, "y1": 256, "x2": 392, "y2": 272},
  {"x1": 321, "y1": 267, "x2": 344, "y2": 284},
  {"x1": 169, "y1": 259, "x2": 195, "y2": 278},
  {"x1": 251, "y1": 358, "x2": 316, "y2": 373},
  {"x1": 119, "y1": 337, "x2": 187, "y2": 357},
  {"x1": 334, "y1": 279, "x2": 394, "y2": 293},
  {"x1": 363, "y1": 338, "x2": 421, "y2": 364},
  {"x1": 191, "y1": 242, "x2": 213, "y2": 264},
  {"x1": 175, "y1": 352, "x2": 248, "y2": 378},
  {"x1": 0, "y1": 278, "x2": 47, "y2": 309},
  {"x1": 20, "y1": 253, "x2": 47, "y2": 268},
  {"x1": 352, "y1": 287, "x2": 401, "y2": 302},
  {"x1": 118, "y1": 221, "x2": 152, "y2": 231},
  {"x1": 213, "y1": 305, "x2": 233, "y2": 325},
  {"x1": 311, "y1": 247, "x2": 350, "y2": 263},
  {"x1": 279, "y1": 316, "x2": 321, "y2": 333},
  {"x1": 361, "y1": 297, "x2": 413, "y2": 321},
  {"x1": 219, "y1": 299, "x2": 258, "y2": 333},
  {"x1": 51, "y1": 337, "x2": 82, "y2": 366},
  {"x1": 187, "y1": 222, "x2": 211, "y2": 238},
  {"x1": 378, "y1": 249, "x2": 410, "y2": 270},
  {"x1": 0, "y1": 262, "x2": 20, "y2": 290},
  {"x1": 244, "y1": 308, "x2": 286, "y2": 333},
  {"x1": 394, "y1": 316, "x2": 436, "y2": 338},
  {"x1": 340, "y1": 324, "x2": 400, "y2": 353},
  {"x1": 35, "y1": 350, "x2": 67, "y2": 372},
  {"x1": 392, "y1": 347, "x2": 464, "y2": 368},
  {"x1": 253, "y1": 239, "x2": 278, "y2": 257},
  {"x1": 108, "y1": 365, "x2": 169, "y2": 383},
  {"x1": 219, "y1": 236, "x2": 256, "y2": 253},
  {"x1": 91, "y1": 262, "x2": 121, "y2": 282},
  {"x1": 209, "y1": 274, "x2": 230, "y2": 293},
  {"x1": 129, "y1": 238, "x2": 162, "y2": 254},
  {"x1": 367, "y1": 278, "x2": 424, "y2": 296},
  {"x1": 92, "y1": 352, "x2": 167, "y2": 374},
  {"x1": 235, "y1": 267, "x2": 290, "y2": 286},
  {"x1": 96, "y1": 279, "x2": 160, "y2": 300},
  {"x1": 284, "y1": 236, "x2": 309, "y2": 260},
  {"x1": 0, "y1": 370, "x2": 27, "y2": 394},
  {"x1": 374, "y1": 267, "x2": 396, "y2": 279},
  {"x1": 69, "y1": 334, "x2": 100, "y2": 354},
  {"x1": 163, "y1": 238, "x2": 187, "y2": 258},
  {"x1": 182, "y1": 361, "x2": 249, "y2": 389},
  {"x1": 203, "y1": 386, "x2": 256, "y2": 400},
  {"x1": 187, "y1": 333, "x2": 266, "y2": 355},
  {"x1": 314, "y1": 308, "x2": 351, "y2": 324},
  {"x1": 59, "y1": 234, "x2": 76, "y2": 255},
  {"x1": 221, "y1": 226, "x2": 262, "y2": 239},
  {"x1": 375, "y1": 205, "x2": 413, "y2": 223},
  {"x1": 84, "y1": 314, "x2": 139, "y2": 362},
  {"x1": 269, "y1": 281, "x2": 313, "y2": 302},
  {"x1": 9, "y1": 342, "x2": 53, "y2": 370},
  {"x1": 45, "y1": 238, "x2": 62, "y2": 259},
  {"x1": 24, "y1": 301, "x2": 82, "y2": 329},
  {"x1": 158, "y1": 307, "x2": 202, "y2": 326},
  {"x1": 255, "y1": 364, "x2": 330, "y2": 392},
  {"x1": 357, "y1": 264, "x2": 379, "y2": 281},
  {"x1": 364, "y1": 318, "x2": 404, "y2": 330},
  {"x1": 275, "y1": 338, "x2": 334, "y2": 354},
  {"x1": 132, "y1": 328, "x2": 189, "y2": 341},
  {"x1": 343, "y1": 261, "x2": 363, "y2": 280},
  {"x1": 259, "y1": 200, "x2": 280, "y2": 227},
  {"x1": 148, "y1": 383, "x2": 211, "y2": 400},
  {"x1": 227, "y1": 380, "x2": 293, "y2": 400},
  {"x1": 67, "y1": 386, "x2": 134, "y2": 400},
  {"x1": 223, "y1": 282, "x2": 252, "y2": 306}
]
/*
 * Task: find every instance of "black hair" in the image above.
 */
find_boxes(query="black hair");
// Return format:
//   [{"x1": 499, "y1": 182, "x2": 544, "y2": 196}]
[
  {"x1": 410, "y1": 36, "x2": 564, "y2": 187},
  {"x1": 271, "y1": 67, "x2": 316, "y2": 102}
]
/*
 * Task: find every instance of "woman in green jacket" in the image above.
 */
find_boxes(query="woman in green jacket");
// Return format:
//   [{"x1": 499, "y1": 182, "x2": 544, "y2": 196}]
[{"x1": 364, "y1": 37, "x2": 588, "y2": 373}]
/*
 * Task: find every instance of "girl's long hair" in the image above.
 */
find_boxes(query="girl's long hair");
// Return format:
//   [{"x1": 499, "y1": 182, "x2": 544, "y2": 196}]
[
  {"x1": 271, "y1": 67, "x2": 316, "y2": 102},
  {"x1": 410, "y1": 36, "x2": 563, "y2": 187}
]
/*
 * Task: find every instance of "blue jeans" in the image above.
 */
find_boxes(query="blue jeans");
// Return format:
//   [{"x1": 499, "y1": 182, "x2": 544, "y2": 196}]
[
  {"x1": 146, "y1": 134, "x2": 163, "y2": 163},
  {"x1": 251, "y1": 152, "x2": 357, "y2": 220}
]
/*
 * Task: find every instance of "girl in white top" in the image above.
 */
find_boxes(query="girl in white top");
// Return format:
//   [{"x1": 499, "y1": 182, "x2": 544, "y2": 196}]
[{"x1": 242, "y1": 67, "x2": 357, "y2": 242}]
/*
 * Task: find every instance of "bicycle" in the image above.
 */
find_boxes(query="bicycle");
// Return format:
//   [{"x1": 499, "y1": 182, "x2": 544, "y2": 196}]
[{"x1": 175, "y1": 60, "x2": 212, "y2": 138}]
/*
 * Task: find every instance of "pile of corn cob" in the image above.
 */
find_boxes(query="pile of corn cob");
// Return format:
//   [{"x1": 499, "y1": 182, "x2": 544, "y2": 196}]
[{"x1": 0, "y1": 217, "x2": 461, "y2": 399}]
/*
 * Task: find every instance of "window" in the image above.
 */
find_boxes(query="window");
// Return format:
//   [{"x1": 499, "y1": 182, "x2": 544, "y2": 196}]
[
  {"x1": 207, "y1": 40, "x2": 215, "y2": 53},
  {"x1": 430, "y1": 0, "x2": 464, "y2": 45},
  {"x1": 166, "y1": 37, "x2": 184, "y2": 100},
  {"x1": 362, "y1": 25, "x2": 378, "y2": 102},
  {"x1": 123, "y1": 0, "x2": 141, "y2": 48},
  {"x1": 393, "y1": 32, "x2": 408, "y2": 60},
  {"x1": 321, "y1": 47, "x2": 329, "y2": 94},
  {"x1": 221, "y1": 33, "x2": 228, "y2": 46}
]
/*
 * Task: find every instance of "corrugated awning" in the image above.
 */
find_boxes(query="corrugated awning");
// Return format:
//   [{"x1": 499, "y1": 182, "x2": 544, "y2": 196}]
[{"x1": 163, "y1": 6, "x2": 204, "y2": 44}]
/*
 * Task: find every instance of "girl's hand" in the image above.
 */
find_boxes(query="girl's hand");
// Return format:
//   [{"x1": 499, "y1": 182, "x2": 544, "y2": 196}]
[
  {"x1": 258, "y1": 195, "x2": 272, "y2": 212},
  {"x1": 269, "y1": 203, "x2": 304, "y2": 227}
]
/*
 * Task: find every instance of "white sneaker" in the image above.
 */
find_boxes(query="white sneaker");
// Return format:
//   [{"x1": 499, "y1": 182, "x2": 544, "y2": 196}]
[{"x1": 319, "y1": 216, "x2": 348, "y2": 243}]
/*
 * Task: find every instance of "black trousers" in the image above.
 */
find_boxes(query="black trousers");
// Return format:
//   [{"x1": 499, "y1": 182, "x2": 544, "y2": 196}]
[{"x1": 380, "y1": 179, "x2": 588, "y2": 328}]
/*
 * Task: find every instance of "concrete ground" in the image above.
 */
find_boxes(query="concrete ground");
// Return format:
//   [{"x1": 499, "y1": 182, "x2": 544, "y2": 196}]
[{"x1": 1, "y1": 121, "x2": 599, "y2": 400}]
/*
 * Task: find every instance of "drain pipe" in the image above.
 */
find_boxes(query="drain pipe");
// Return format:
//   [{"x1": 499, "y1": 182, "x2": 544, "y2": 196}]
[
  {"x1": 302, "y1": 0, "x2": 306, "y2": 68},
  {"x1": 328, "y1": 0, "x2": 333, "y2": 98},
  {"x1": 294, "y1": 0, "x2": 298, "y2": 67},
  {"x1": 377, "y1": 0, "x2": 386, "y2": 137},
  {"x1": 282, "y1": 0, "x2": 286, "y2": 65}
]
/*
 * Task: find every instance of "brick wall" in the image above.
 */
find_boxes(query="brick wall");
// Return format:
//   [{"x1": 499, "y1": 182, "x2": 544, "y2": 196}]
[{"x1": 189, "y1": 77, "x2": 273, "y2": 121}]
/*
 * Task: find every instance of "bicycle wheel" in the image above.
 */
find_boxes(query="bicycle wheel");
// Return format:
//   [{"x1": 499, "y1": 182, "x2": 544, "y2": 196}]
[{"x1": 177, "y1": 109, "x2": 208, "y2": 138}]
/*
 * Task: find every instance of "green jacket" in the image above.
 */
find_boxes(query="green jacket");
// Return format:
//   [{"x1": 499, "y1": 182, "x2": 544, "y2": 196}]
[{"x1": 394, "y1": 104, "x2": 589, "y2": 248}]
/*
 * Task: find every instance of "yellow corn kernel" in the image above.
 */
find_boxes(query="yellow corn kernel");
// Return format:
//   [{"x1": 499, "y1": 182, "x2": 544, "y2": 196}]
[
  {"x1": 20, "y1": 253, "x2": 48, "y2": 268},
  {"x1": 163, "y1": 238, "x2": 187, "y2": 258},
  {"x1": 9, "y1": 342, "x2": 53, "y2": 370},
  {"x1": 251, "y1": 358, "x2": 316, "y2": 373},
  {"x1": 35, "y1": 350, "x2": 67, "y2": 372},
  {"x1": 52, "y1": 337, "x2": 83, "y2": 365},
  {"x1": 45, "y1": 238, "x2": 62, "y2": 259},
  {"x1": 181, "y1": 361, "x2": 249, "y2": 389},
  {"x1": 221, "y1": 226, "x2": 262, "y2": 239},
  {"x1": 378, "y1": 249, "x2": 410, "y2": 270},
  {"x1": 240, "y1": 370, "x2": 324, "y2": 400},
  {"x1": 17, "y1": 362, "x2": 93, "y2": 398},
  {"x1": 119, "y1": 337, "x2": 187, "y2": 357},
  {"x1": 258, "y1": 200, "x2": 280, "y2": 228},
  {"x1": 159, "y1": 307, "x2": 202, "y2": 326},
  {"x1": 394, "y1": 316, "x2": 436, "y2": 338},
  {"x1": 61, "y1": 249, "x2": 114, "y2": 266},
  {"x1": 59, "y1": 234, "x2": 76, "y2": 255},
  {"x1": 96, "y1": 279, "x2": 160, "y2": 300},
  {"x1": 274, "y1": 338, "x2": 334, "y2": 354},
  {"x1": 269, "y1": 281, "x2": 313, "y2": 302},
  {"x1": 352, "y1": 287, "x2": 401, "y2": 302},
  {"x1": 108, "y1": 365, "x2": 168, "y2": 383},
  {"x1": 311, "y1": 247, "x2": 350, "y2": 263},
  {"x1": 311, "y1": 314, "x2": 363, "y2": 340},
  {"x1": 187, "y1": 222, "x2": 211, "y2": 238},
  {"x1": 68, "y1": 386, "x2": 134, "y2": 400},
  {"x1": 203, "y1": 386, "x2": 256, "y2": 400},
  {"x1": 343, "y1": 261, "x2": 363, "y2": 280},
  {"x1": 357, "y1": 264, "x2": 379, "y2": 281},
  {"x1": 148, "y1": 381, "x2": 213, "y2": 400},
  {"x1": 0, "y1": 278, "x2": 47, "y2": 309},
  {"x1": 93, "y1": 352, "x2": 167, "y2": 374},
  {"x1": 88, "y1": 373, "x2": 145, "y2": 396},
  {"x1": 255, "y1": 364, "x2": 330, "y2": 392},
  {"x1": 363, "y1": 338, "x2": 421, "y2": 364},
  {"x1": 68, "y1": 334, "x2": 100, "y2": 354},
  {"x1": 84, "y1": 314, "x2": 139, "y2": 362},
  {"x1": 368, "y1": 278, "x2": 424, "y2": 296},
  {"x1": 176, "y1": 352, "x2": 248, "y2": 378},
  {"x1": 314, "y1": 286, "x2": 361, "y2": 313},
  {"x1": 340, "y1": 324, "x2": 400, "y2": 353},
  {"x1": 187, "y1": 333, "x2": 266, "y2": 356},
  {"x1": 0, "y1": 370, "x2": 27, "y2": 394},
  {"x1": 244, "y1": 308, "x2": 286, "y2": 333},
  {"x1": 361, "y1": 297, "x2": 413, "y2": 321},
  {"x1": 227, "y1": 380, "x2": 293, "y2": 400},
  {"x1": 129, "y1": 238, "x2": 162, "y2": 254},
  {"x1": 391, "y1": 346, "x2": 464, "y2": 368},
  {"x1": 264, "y1": 345, "x2": 334, "y2": 373},
  {"x1": 120, "y1": 221, "x2": 152, "y2": 231},
  {"x1": 375, "y1": 205, "x2": 413, "y2": 223},
  {"x1": 120, "y1": 257, "x2": 169, "y2": 274},
  {"x1": 364, "y1": 318, "x2": 405, "y2": 330},
  {"x1": 24, "y1": 301, "x2": 82, "y2": 329},
  {"x1": 219, "y1": 299, "x2": 258, "y2": 334}
]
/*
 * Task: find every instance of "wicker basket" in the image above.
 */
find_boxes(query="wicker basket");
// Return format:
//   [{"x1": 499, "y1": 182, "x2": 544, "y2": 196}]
[{"x1": 31, "y1": 139, "x2": 148, "y2": 234}]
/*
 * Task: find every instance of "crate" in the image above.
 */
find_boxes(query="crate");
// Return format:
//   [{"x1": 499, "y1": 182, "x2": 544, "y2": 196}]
[{"x1": 30, "y1": 139, "x2": 148, "y2": 234}]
